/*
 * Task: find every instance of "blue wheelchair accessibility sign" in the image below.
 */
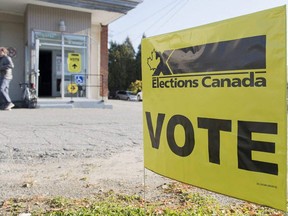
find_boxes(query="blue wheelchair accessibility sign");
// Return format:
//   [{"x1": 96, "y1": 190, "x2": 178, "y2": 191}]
[{"x1": 75, "y1": 75, "x2": 84, "y2": 85}]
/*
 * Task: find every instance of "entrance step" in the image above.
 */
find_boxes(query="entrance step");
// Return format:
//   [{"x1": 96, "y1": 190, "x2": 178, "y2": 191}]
[{"x1": 37, "y1": 99, "x2": 112, "y2": 109}]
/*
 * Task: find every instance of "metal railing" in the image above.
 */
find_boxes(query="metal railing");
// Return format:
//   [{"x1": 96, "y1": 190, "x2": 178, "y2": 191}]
[{"x1": 68, "y1": 73, "x2": 105, "y2": 101}]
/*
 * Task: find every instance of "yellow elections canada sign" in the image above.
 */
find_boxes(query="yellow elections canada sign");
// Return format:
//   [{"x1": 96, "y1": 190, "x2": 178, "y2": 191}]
[
  {"x1": 67, "y1": 83, "x2": 78, "y2": 94},
  {"x1": 68, "y1": 53, "x2": 81, "y2": 73},
  {"x1": 142, "y1": 6, "x2": 286, "y2": 211}
]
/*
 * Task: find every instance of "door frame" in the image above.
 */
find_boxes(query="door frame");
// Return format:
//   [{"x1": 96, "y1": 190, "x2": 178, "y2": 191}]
[{"x1": 31, "y1": 30, "x2": 88, "y2": 99}]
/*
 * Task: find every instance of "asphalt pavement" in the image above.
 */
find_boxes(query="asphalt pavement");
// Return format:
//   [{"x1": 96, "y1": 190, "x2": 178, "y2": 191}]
[{"x1": 0, "y1": 100, "x2": 143, "y2": 163}]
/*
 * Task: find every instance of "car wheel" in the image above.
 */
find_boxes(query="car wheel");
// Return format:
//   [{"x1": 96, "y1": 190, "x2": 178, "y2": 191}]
[{"x1": 137, "y1": 95, "x2": 141, "y2": 101}]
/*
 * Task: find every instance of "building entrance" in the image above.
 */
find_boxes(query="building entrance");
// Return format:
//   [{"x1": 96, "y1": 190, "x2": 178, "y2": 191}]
[
  {"x1": 32, "y1": 31, "x2": 88, "y2": 98},
  {"x1": 39, "y1": 50, "x2": 52, "y2": 97}
]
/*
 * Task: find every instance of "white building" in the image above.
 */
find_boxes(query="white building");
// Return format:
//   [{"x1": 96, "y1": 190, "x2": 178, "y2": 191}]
[{"x1": 0, "y1": 0, "x2": 142, "y2": 107}]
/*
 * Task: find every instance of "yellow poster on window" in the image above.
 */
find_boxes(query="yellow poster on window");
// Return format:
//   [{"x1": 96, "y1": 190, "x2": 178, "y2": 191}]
[
  {"x1": 142, "y1": 6, "x2": 286, "y2": 211},
  {"x1": 68, "y1": 53, "x2": 81, "y2": 73}
]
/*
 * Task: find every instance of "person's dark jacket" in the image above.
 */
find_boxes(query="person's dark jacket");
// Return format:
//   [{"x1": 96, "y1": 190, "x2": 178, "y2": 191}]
[{"x1": 0, "y1": 55, "x2": 14, "y2": 80}]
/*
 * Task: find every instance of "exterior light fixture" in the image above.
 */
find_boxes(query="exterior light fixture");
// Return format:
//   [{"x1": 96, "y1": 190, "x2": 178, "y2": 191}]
[{"x1": 59, "y1": 20, "x2": 66, "y2": 32}]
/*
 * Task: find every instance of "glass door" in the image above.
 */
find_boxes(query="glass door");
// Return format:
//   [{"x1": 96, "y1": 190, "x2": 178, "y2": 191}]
[
  {"x1": 62, "y1": 34, "x2": 87, "y2": 98},
  {"x1": 33, "y1": 31, "x2": 88, "y2": 98},
  {"x1": 63, "y1": 46, "x2": 87, "y2": 98}
]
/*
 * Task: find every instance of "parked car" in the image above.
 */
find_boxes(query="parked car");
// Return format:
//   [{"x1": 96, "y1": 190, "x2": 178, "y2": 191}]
[
  {"x1": 108, "y1": 91, "x2": 117, "y2": 99},
  {"x1": 115, "y1": 90, "x2": 137, "y2": 101},
  {"x1": 137, "y1": 91, "x2": 142, "y2": 101}
]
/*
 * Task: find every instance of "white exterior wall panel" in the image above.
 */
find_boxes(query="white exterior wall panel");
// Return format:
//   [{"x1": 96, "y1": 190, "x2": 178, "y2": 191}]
[
  {"x1": 25, "y1": 5, "x2": 102, "y2": 100},
  {"x1": 26, "y1": 4, "x2": 92, "y2": 45},
  {"x1": 0, "y1": 13, "x2": 25, "y2": 101}
]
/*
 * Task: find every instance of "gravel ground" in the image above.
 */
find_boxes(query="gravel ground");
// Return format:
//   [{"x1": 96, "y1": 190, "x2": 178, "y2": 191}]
[
  {"x1": 0, "y1": 100, "x2": 169, "y2": 201},
  {"x1": 0, "y1": 100, "x2": 239, "y2": 206}
]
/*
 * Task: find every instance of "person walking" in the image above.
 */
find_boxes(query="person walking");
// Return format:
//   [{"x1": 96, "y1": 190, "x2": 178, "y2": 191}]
[{"x1": 0, "y1": 47, "x2": 14, "y2": 110}]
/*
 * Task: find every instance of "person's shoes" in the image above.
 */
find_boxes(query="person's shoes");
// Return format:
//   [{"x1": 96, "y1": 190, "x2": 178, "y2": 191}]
[{"x1": 5, "y1": 103, "x2": 15, "y2": 110}]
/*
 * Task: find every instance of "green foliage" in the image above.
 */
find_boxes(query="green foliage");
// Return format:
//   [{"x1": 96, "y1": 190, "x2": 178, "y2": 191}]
[
  {"x1": 135, "y1": 34, "x2": 146, "y2": 81},
  {"x1": 108, "y1": 36, "x2": 142, "y2": 92},
  {"x1": 128, "y1": 80, "x2": 142, "y2": 93},
  {"x1": 48, "y1": 197, "x2": 70, "y2": 208},
  {"x1": 0, "y1": 183, "x2": 285, "y2": 215},
  {"x1": 108, "y1": 37, "x2": 137, "y2": 91}
]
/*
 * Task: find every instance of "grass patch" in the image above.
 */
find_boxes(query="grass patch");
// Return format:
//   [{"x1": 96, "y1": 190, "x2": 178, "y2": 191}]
[{"x1": 0, "y1": 183, "x2": 285, "y2": 215}]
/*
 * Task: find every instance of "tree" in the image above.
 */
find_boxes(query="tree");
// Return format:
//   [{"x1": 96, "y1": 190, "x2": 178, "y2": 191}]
[
  {"x1": 108, "y1": 41, "x2": 125, "y2": 91},
  {"x1": 128, "y1": 80, "x2": 142, "y2": 93},
  {"x1": 122, "y1": 37, "x2": 136, "y2": 88},
  {"x1": 108, "y1": 37, "x2": 136, "y2": 92},
  {"x1": 135, "y1": 34, "x2": 146, "y2": 81},
  {"x1": 108, "y1": 36, "x2": 143, "y2": 92}
]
